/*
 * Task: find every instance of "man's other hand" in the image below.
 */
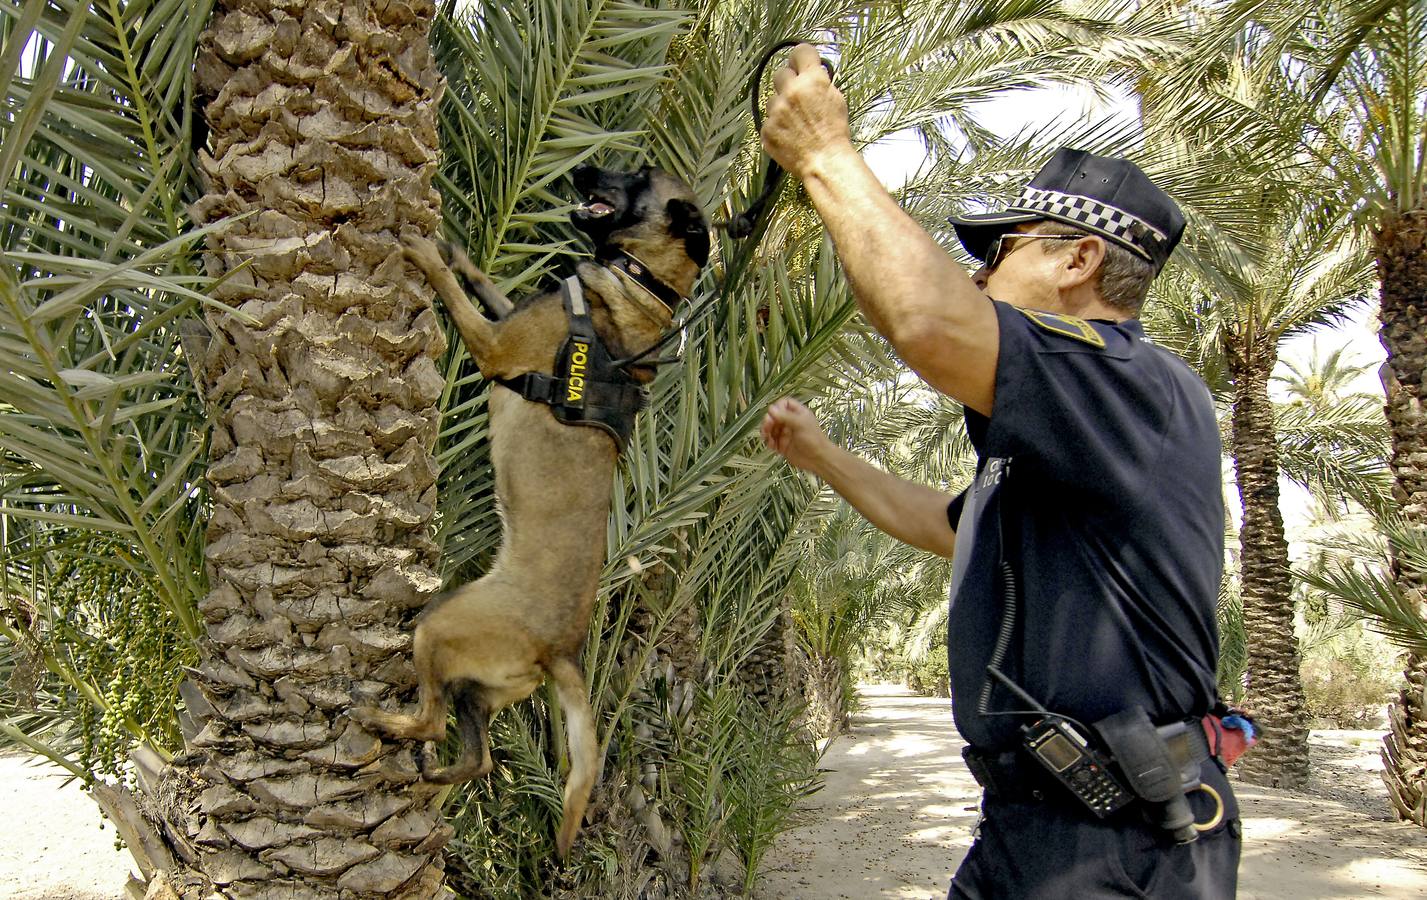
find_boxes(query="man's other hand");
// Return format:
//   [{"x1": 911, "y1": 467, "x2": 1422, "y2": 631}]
[
  {"x1": 761, "y1": 397, "x2": 832, "y2": 474},
  {"x1": 760, "y1": 43, "x2": 852, "y2": 180}
]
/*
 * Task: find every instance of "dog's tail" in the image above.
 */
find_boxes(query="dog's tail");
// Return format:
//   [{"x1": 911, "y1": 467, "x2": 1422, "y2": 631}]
[{"x1": 547, "y1": 656, "x2": 599, "y2": 859}]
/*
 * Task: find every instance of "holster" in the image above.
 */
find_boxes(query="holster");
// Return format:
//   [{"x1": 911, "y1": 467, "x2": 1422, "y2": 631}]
[{"x1": 1094, "y1": 708, "x2": 1213, "y2": 842}]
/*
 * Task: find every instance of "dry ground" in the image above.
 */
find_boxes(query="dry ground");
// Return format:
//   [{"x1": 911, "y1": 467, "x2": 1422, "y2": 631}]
[{"x1": 3, "y1": 684, "x2": 1425, "y2": 899}]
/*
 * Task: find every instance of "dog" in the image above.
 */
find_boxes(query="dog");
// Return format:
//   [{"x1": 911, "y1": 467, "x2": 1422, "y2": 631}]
[{"x1": 351, "y1": 164, "x2": 711, "y2": 859}]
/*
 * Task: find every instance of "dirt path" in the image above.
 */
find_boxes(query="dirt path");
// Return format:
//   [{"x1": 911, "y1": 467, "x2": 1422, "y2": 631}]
[
  {"x1": 0, "y1": 752, "x2": 134, "y2": 899},
  {"x1": 754, "y1": 683, "x2": 1427, "y2": 900}
]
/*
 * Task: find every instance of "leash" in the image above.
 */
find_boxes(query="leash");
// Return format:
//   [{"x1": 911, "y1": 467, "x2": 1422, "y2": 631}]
[
  {"x1": 611, "y1": 40, "x2": 836, "y2": 372},
  {"x1": 721, "y1": 39, "x2": 836, "y2": 239}
]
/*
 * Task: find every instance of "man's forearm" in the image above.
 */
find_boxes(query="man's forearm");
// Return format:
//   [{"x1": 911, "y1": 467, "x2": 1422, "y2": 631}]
[
  {"x1": 809, "y1": 440, "x2": 955, "y2": 558},
  {"x1": 801, "y1": 151, "x2": 976, "y2": 344},
  {"x1": 799, "y1": 149, "x2": 999, "y2": 415}
]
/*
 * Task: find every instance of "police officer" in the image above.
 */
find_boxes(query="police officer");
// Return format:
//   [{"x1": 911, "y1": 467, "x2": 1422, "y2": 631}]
[{"x1": 757, "y1": 45, "x2": 1240, "y2": 898}]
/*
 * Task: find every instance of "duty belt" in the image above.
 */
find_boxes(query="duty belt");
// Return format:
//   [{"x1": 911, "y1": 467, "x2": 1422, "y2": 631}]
[{"x1": 962, "y1": 717, "x2": 1214, "y2": 807}]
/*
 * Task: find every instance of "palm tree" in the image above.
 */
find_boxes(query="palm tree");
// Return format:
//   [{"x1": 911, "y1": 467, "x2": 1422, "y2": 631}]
[
  {"x1": 1139, "y1": 139, "x2": 1375, "y2": 786},
  {"x1": 3, "y1": 0, "x2": 219, "y2": 891},
  {"x1": 175, "y1": 0, "x2": 451, "y2": 892},
  {"x1": 2, "y1": 0, "x2": 451, "y2": 894},
  {"x1": 1273, "y1": 340, "x2": 1373, "y2": 409},
  {"x1": 1161, "y1": 0, "x2": 1427, "y2": 823},
  {"x1": 1273, "y1": 343, "x2": 1393, "y2": 512}
]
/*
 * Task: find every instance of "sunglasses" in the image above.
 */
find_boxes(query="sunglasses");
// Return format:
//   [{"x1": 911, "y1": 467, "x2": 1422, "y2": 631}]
[{"x1": 984, "y1": 232, "x2": 1083, "y2": 271}]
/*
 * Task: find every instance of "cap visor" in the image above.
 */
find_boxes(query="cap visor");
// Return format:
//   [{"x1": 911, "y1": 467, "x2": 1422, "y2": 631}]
[{"x1": 946, "y1": 209, "x2": 1041, "y2": 262}]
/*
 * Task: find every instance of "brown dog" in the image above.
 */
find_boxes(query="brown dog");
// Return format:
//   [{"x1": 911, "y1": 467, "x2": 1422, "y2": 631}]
[{"x1": 351, "y1": 164, "x2": 710, "y2": 858}]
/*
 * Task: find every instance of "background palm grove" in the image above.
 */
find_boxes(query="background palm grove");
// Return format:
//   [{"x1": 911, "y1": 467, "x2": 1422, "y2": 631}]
[{"x1": 0, "y1": 0, "x2": 1424, "y2": 896}]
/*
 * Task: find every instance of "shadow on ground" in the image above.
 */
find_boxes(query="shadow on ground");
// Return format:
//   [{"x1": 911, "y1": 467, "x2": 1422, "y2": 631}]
[{"x1": 754, "y1": 684, "x2": 1427, "y2": 900}]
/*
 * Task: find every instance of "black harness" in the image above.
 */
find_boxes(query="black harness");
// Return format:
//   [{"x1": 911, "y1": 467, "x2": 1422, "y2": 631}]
[{"x1": 495, "y1": 275, "x2": 653, "y2": 450}]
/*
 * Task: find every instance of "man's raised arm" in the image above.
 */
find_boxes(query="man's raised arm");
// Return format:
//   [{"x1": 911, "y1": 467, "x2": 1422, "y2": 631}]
[{"x1": 760, "y1": 44, "x2": 999, "y2": 416}]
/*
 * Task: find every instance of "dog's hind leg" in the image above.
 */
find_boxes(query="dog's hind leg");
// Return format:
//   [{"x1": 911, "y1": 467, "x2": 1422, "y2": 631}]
[
  {"x1": 548, "y1": 656, "x2": 599, "y2": 859},
  {"x1": 349, "y1": 625, "x2": 447, "y2": 742},
  {"x1": 418, "y1": 679, "x2": 495, "y2": 785}
]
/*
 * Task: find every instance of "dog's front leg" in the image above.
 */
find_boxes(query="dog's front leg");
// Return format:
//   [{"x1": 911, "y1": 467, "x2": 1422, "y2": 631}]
[
  {"x1": 438, "y1": 241, "x2": 515, "y2": 320},
  {"x1": 402, "y1": 231, "x2": 499, "y2": 365}
]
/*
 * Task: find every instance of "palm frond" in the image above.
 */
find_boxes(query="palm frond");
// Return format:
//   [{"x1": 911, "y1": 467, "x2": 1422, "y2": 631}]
[
  {"x1": 1273, "y1": 393, "x2": 1391, "y2": 510},
  {"x1": 1298, "y1": 520, "x2": 1427, "y2": 657}
]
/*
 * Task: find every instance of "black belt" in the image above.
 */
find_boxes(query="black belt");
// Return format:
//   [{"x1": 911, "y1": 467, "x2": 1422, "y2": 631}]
[{"x1": 962, "y1": 718, "x2": 1214, "y2": 808}]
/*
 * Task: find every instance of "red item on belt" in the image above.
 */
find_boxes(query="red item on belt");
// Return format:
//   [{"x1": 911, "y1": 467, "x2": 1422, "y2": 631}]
[{"x1": 1202, "y1": 712, "x2": 1257, "y2": 767}]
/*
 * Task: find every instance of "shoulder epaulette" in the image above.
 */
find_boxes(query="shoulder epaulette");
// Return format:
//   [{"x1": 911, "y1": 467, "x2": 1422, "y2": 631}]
[{"x1": 1014, "y1": 307, "x2": 1107, "y2": 348}]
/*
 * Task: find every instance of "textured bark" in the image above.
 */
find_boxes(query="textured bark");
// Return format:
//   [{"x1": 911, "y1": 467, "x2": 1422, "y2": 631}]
[
  {"x1": 105, "y1": 0, "x2": 450, "y2": 895},
  {"x1": 736, "y1": 593, "x2": 800, "y2": 709},
  {"x1": 802, "y1": 655, "x2": 848, "y2": 740},
  {"x1": 625, "y1": 589, "x2": 705, "y2": 883},
  {"x1": 1376, "y1": 207, "x2": 1427, "y2": 826},
  {"x1": 1230, "y1": 342, "x2": 1312, "y2": 789}
]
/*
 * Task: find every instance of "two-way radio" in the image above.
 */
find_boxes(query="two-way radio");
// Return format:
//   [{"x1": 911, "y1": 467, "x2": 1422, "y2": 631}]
[{"x1": 985, "y1": 667, "x2": 1134, "y2": 818}]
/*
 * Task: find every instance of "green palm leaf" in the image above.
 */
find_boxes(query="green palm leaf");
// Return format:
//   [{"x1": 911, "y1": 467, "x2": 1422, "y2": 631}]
[
  {"x1": 1273, "y1": 391, "x2": 1391, "y2": 511},
  {"x1": 1298, "y1": 520, "x2": 1427, "y2": 656},
  {"x1": 1, "y1": 0, "x2": 219, "y2": 773}
]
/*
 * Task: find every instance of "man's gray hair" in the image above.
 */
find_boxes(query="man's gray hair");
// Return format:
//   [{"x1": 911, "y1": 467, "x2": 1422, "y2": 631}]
[{"x1": 1034, "y1": 220, "x2": 1156, "y2": 315}]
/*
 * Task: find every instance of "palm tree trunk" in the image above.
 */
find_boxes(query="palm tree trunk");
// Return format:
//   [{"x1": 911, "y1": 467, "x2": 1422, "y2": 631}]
[
  {"x1": 803, "y1": 655, "x2": 849, "y2": 739},
  {"x1": 1229, "y1": 341, "x2": 1312, "y2": 788},
  {"x1": 1376, "y1": 206, "x2": 1427, "y2": 825},
  {"x1": 90, "y1": 1, "x2": 451, "y2": 895}
]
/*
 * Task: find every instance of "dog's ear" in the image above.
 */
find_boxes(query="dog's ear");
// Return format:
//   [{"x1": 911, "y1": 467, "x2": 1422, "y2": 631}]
[{"x1": 667, "y1": 198, "x2": 710, "y2": 268}]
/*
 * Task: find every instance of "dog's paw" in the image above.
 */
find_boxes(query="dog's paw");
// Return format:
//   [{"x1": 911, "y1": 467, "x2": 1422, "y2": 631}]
[
  {"x1": 438, "y1": 242, "x2": 488, "y2": 284},
  {"x1": 346, "y1": 706, "x2": 388, "y2": 736},
  {"x1": 401, "y1": 233, "x2": 445, "y2": 274},
  {"x1": 436, "y1": 240, "x2": 461, "y2": 267}
]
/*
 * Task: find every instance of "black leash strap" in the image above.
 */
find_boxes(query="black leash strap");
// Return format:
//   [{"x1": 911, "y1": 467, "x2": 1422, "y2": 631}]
[
  {"x1": 611, "y1": 40, "x2": 835, "y2": 372},
  {"x1": 609, "y1": 301, "x2": 703, "y2": 370},
  {"x1": 722, "y1": 40, "x2": 836, "y2": 239}
]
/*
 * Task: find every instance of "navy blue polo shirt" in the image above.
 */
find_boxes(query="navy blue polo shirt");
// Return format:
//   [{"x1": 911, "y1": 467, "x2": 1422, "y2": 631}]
[{"x1": 946, "y1": 299, "x2": 1223, "y2": 751}]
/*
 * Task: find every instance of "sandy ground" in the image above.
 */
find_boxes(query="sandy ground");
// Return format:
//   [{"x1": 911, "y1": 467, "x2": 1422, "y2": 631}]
[
  {"x1": 4, "y1": 684, "x2": 1426, "y2": 899},
  {"x1": 753, "y1": 684, "x2": 1427, "y2": 899},
  {"x1": 0, "y1": 753, "x2": 136, "y2": 900}
]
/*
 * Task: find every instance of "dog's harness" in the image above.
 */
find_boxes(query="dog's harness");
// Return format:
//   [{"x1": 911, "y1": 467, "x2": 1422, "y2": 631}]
[{"x1": 495, "y1": 275, "x2": 651, "y2": 450}]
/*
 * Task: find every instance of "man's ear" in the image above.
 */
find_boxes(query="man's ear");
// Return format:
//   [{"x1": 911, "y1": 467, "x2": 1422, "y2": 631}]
[
  {"x1": 667, "y1": 198, "x2": 710, "y2": 268},
  {"x1": 1062, "y1": 235, "x2": 1106, "y2": 289}
]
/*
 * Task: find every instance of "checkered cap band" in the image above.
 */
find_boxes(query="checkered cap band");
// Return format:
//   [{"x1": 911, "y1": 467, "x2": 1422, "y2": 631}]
[{"x1": 1009, "y1": 188, "x2": 1166, "y2": 261}]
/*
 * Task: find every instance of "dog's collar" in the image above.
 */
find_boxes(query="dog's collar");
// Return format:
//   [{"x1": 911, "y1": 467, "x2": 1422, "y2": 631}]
[{"x1": 600, "y1": 250, "x2": 683, "y2": 313}]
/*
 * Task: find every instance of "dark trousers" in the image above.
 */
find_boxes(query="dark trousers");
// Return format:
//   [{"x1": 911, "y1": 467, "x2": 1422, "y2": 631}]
[{"x1": 950, "y1": 766, "x2": 1241, "y2": 899}]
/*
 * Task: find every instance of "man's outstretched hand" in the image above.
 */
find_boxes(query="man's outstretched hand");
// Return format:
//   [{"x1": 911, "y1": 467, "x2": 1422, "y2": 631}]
[
  {"x1": 760, "y1": 397, "x2": 833, "y2": 475},
  {"x1": 760, "y1": 43, "x2": 852, "y2": 181}
]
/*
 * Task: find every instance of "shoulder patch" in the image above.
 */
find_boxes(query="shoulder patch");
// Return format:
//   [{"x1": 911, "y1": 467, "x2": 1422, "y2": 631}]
[{"x1": 1014, "y1": 308, "x2": 1107, "y2": 348}]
